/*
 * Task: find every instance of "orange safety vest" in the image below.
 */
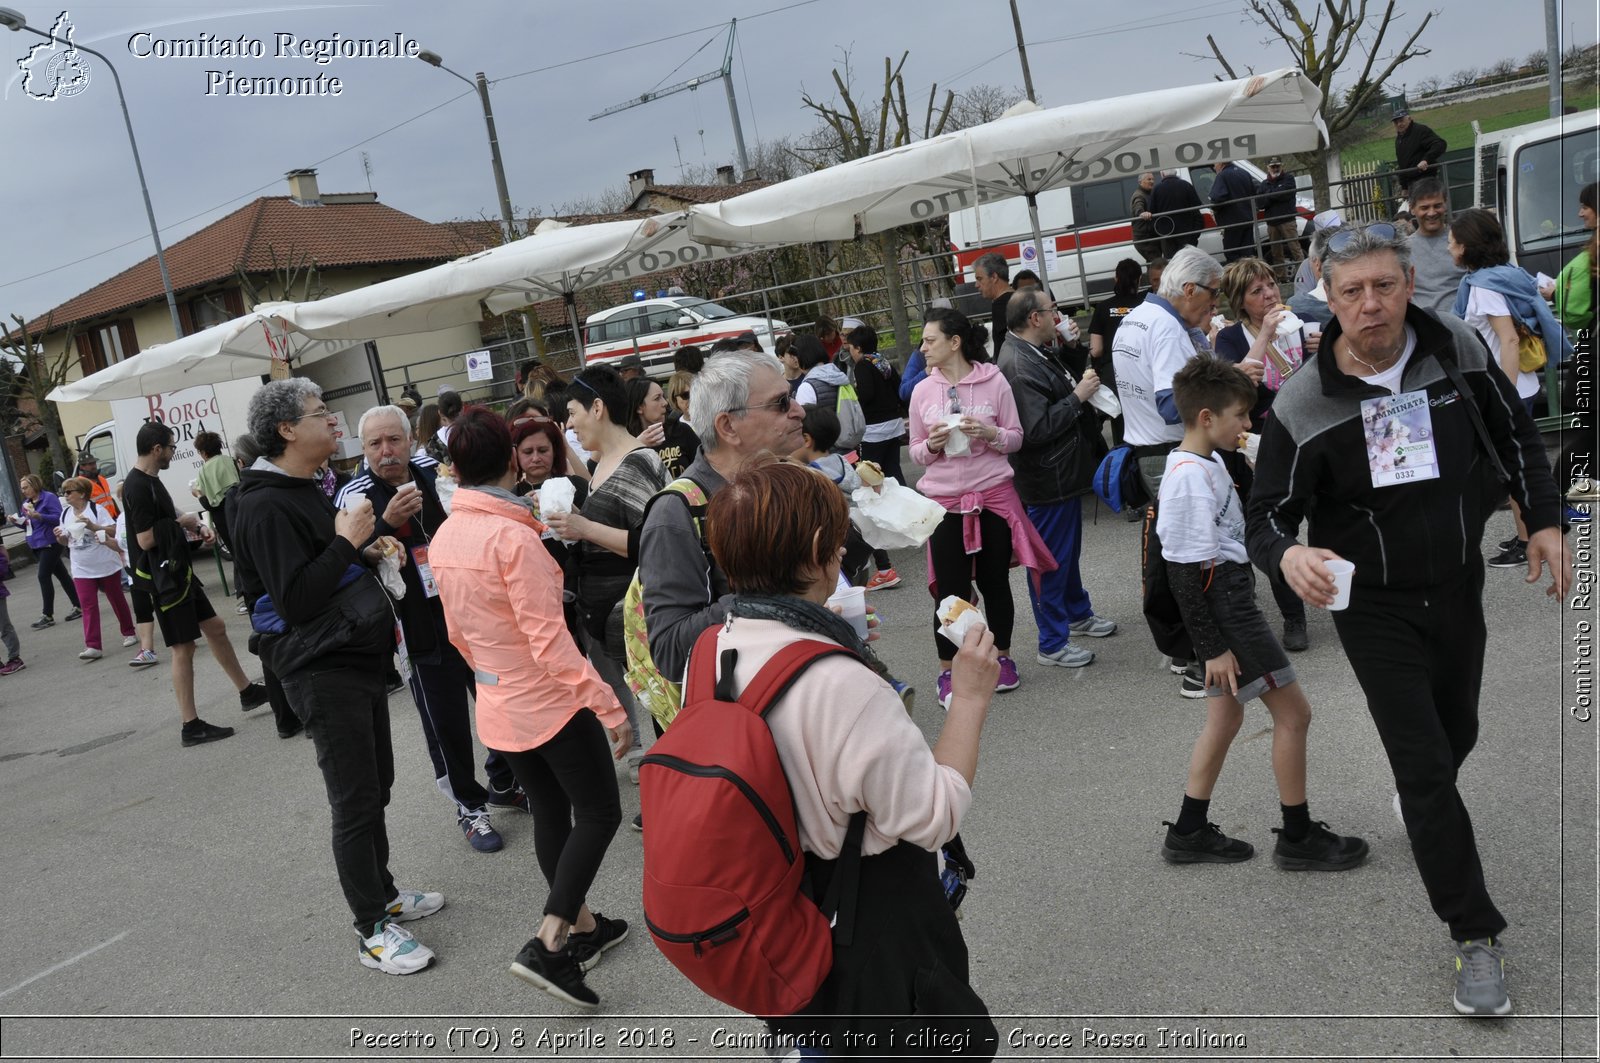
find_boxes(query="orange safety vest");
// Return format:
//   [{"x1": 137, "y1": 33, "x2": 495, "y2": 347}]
[{"x1": 86, "y1": 475, "x2": 118, "y2": 519}]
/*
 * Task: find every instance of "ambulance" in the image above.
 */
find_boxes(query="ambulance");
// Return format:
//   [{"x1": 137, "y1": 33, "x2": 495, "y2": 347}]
[{"x1": 582, "y1": 296, "x2": 786, "y2": 378}]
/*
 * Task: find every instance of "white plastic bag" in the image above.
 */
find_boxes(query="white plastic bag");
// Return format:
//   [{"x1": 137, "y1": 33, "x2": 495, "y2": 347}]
[
  {"x1": 538, "y1": 477, "x2": 575, "y2": 517},
  {"x1": 433, "y1": 475, "x2": 456, "y2": 513},
  {"x1": 850, "y1": 478, "x2": 947, "y2": 550},
  {"x1": 377, "y1": 549, "x2": 407, "y2": 599}
]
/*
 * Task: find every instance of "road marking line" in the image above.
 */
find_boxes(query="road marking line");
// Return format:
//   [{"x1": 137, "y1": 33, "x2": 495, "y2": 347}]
[{"x1": 0, "y1": 931, "x2": 131, "y2": 1000}]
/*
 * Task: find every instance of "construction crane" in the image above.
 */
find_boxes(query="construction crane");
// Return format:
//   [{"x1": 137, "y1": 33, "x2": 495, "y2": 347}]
[{"x1": 589, "y1": 18, "x2": 751, "y2": 179}]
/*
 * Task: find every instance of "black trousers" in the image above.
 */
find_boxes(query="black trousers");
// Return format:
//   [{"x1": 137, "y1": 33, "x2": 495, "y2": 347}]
[
  {"x1": 859, "y1": 437, "x2": 906, "y2": 571},
  {"x1": 928, "y1": 509, "x2": 1014, "y2": 659},
  {"x1": 493, "y1": 709, "x2": 622, "y2": 923},
  {"x1": 408, "y1": 640, "x2": 515, "y2": 813},
  {"x1": 32, "y1": 544, "x2": 79, "y2": 616},
  {"x1": 1330, "y1": 563, "x2": 1506, "y2": 941},
  {"x1": 280, "y1": 663, "x2": 397, "y2": 931}
]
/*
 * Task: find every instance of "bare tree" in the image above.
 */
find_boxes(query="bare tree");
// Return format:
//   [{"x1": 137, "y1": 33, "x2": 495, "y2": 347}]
[
  {"x1": 1413, "y1": 75, "x2": 1441, "y2": 96},
  {"x1": 235, "y1": 247, "x2": 329, "y2": 307},
  {"x1": 1200, "y1": 1, "x2": 1436, "y2": 208},
  {"x1": 947, "y1": 83, "x2": 1028, "y2": 131},
  {"x1": 1, "y1": 313, "x2": 76, "y2": 473},
  {"x1": 1522, "y1": 49, "x2": 1549, "y2": 73},
  {"x1": 1485, "y1": 58, "x2": 1517, "y2": 81},
  {"x1": 797, "y1": 50, "x2": 955, "y2": 358},
  {"x1": 1447, "y1": 66, "x2": 1479, "y2": 89}
]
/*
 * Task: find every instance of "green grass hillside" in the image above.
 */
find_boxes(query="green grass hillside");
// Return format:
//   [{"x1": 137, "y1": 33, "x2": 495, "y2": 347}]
[{"x1": 1341, "y1": 81, "x2": 1599, "y2": 167}]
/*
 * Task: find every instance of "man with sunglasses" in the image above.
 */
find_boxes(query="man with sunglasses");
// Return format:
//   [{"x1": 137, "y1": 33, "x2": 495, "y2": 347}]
[
  {"x1": 1247, "y1": 223, "x2": 1569, "y2": 1018},
  {"x1": 123, "y1": 421, "x2": 268, "y2": 746},
  {"x1": 636, "y1": 350, "x2": 806, "y2": 719}
]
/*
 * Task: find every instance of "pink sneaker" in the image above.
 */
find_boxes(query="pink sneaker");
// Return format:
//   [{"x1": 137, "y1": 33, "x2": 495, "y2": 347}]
[{"x1": 995, "y1": 655, "x2": 1020, "y2": 692}]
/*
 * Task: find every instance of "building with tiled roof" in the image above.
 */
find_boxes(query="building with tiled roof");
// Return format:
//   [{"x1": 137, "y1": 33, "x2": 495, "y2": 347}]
[
  {"x1": 622, "y1": 166, "x2": 770, "y2": 212},
  {"x1": 35, "y1": 169, "x2": 499, "y2": 449}
]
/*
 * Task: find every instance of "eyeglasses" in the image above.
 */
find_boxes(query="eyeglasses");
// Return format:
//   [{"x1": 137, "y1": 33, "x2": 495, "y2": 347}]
[
  {"x1": 1325, "y1": 222, "x2": 1399, "y2": 254},
  {"x1": 290, "y1": 406, "x2": 335, "y2": 422},
  {"x1": 1192, "y1": 282, "x2": 1218, "y2": 298},
  {"x1": 734, "y1": 392, "x2": 794, "y2": 415}
]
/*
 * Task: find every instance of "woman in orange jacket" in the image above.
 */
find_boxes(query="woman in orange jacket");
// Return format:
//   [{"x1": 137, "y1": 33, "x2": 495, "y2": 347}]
[{"x1": 429, "y1": 407, "x2": 633, "y2": 1013}]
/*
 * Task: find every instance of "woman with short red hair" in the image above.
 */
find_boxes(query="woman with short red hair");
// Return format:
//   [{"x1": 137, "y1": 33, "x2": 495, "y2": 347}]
[
  {"x1": 429, "y1": 406, "x2": 633, "y2": 1012},
  {"x1": 698, "y1": 458, "x2": 1000, "y2": 1053}
]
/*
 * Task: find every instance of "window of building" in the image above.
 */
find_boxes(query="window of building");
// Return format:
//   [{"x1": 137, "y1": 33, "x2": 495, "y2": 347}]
[{"x1": 74, "y1": 319, "x2": 138, "y2": 375}]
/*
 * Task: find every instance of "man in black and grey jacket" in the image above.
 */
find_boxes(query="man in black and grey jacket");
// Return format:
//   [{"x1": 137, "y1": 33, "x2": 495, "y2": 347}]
[
  {"x1": 1246, "y1": 224, "x2": 1569, "y2": 1018},
  {"x1": 997, "y1": 287, "x2": 1118, "y2": 671}
]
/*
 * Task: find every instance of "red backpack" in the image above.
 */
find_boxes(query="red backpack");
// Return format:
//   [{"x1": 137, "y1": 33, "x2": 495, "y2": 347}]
[{"x1": 639, "y1": 625, "x2": 866, "y2": 1018}]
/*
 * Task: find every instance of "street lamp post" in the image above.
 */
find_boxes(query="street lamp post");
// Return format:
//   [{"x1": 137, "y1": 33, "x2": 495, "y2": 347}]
[
  {"x1": 417, "y1": 49, "x2": 543, "y2": 364},
  {"x1": 1, "y1": 7, "x2": 184, "y2": 340}
]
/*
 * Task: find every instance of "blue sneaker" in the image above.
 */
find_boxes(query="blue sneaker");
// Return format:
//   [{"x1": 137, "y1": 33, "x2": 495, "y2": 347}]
[
  {"x1": 487, "y1": 785, "x2": 533, "y2": 815},
  {"x1": 458, "y1": 810, "x2": 503, "y2": 853}
]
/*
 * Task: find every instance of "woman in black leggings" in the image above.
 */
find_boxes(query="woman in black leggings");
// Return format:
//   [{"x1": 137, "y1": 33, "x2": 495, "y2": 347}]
[
  {"x1": 9, "y1": 475, "x2": 80, "y2": 627},
  {"x1": 427, "y1": 406, "x2": 631, "y2": 1013}
]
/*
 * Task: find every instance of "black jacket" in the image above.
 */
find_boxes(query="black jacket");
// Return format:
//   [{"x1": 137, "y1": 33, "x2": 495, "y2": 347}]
[
  {"x1": 1258, "y1": 172, "x2": 1298, "y2": 223},
  {"x1": 996, "y1": 334, "x2": 1104, "y2": 505},
  {"x1": 232, "y1": 464, "x2": 392, "y2": 672},
  {"x1": 852, "y1": 353, "x2": 903, "y2": 426},
  {"x1": 1208, "y1": 163, "x2": 1259, "y2": 228},
  {"x1": 1394, "y1": 121, "x2": 1447, "y2": 188},
  {"x1": 334, "y1": 457, "x2": 451, "y2": 661},
  {"x1": 1148, "y1": 175, "x2": 1203, "y2": 239},
  {"x1": 1246, "y1": 305, "x2": 1560, "y2": 597}
]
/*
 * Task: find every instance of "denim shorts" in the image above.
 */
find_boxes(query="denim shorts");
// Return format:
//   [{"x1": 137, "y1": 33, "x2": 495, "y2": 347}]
[{"x1": 1204, "y1": 562, "x2": 1295, "y2": 702}]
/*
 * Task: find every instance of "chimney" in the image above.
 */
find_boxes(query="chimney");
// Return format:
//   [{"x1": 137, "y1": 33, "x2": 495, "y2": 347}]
[
  {"x1": 716, "y1": 164, "x2": 736, "y2": 186},
  {"x1": 285, "y1": 168, "x2": 321, "y2": 205},
  {"x1": 627, "y1": 168, "x2": 655, "y2": 201}
]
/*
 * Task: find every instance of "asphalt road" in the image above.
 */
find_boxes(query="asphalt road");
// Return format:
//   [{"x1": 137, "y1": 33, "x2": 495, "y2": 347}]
[{"x1": 0, "y1": 505, "x2": 1594, "y2": 1062}]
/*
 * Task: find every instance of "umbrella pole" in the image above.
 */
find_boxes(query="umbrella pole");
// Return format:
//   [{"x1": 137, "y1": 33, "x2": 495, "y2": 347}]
[
  {"x1": 565, "y1": 293, "x2": 587, "y2": 367},
  {"x1": 1026, "y1": 192, "x2": 1053, "y2": 293}
]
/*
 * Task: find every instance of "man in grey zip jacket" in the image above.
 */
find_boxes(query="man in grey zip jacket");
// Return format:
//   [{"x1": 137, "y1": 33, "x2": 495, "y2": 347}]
[{"x1": 1245, "y1": 224, "x2": 1568, "y2": 1017}]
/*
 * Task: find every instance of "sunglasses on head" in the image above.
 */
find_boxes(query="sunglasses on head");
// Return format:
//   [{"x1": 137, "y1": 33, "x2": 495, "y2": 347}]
[{"x1": 1325, "y1": 222, "x2": 1398, "y2": 254}]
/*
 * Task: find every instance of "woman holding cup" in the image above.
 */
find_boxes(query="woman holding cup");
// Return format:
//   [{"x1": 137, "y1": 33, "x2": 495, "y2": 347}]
[
  {"x1": 511, "y1": 415, "x2": 587, "y2": 643},
  {"x1": 9, "y1": 475, "x2": 81, "y2": 629},
  {"x1": 625, "y1": 377, "x2": 699, "y2": 479},
  {"x1": 1213, "y1": 258, "x2": 1314, "y2": 650},
  {"x1": 54, "y1": 476, "x2": 136, "y2": 660},
  {"x1": 909, "y1": 307, "x2": 1055, "y2": 708}
]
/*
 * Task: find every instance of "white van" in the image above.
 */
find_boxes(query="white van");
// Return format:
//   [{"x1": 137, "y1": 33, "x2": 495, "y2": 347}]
[
  {"x1": 948, "y1": 160, "x2": 1314, "y2": 309},
  {"x1": 1474, "y1": 109, "x2": 1600, "y2": 280},
  {"x1": 75, "y1": 377, "x2": 260, "y2": 525},
  {"x1": 582, "y1": 296, "x2": 787, "y2": 377}
]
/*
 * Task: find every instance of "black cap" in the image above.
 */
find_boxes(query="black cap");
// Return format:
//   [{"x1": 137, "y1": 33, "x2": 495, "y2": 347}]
[
  {"x1": 617, "y1": 354, "x2": 645, "y2": 371},
  {"x1": 734, "y1": 330, "x2": 762, "y2": 350},
  {"x1": 1268, "y1": 157, "x2": 1283, "y2": 167}
]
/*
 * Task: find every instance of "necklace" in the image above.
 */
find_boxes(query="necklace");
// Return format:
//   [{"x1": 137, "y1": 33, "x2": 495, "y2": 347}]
[{"x1": 1342, "y1": 335, "x2": 1403, "y2": 376}]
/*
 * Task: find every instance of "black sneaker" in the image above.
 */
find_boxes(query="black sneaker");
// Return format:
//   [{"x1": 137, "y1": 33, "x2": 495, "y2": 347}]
[
  {"x1": 239, "y1": 682, "x2": 270, "y2": 711},
  {"x1": 1271, "y1": 821, "x2": 1369, "y2": 871},
  {"x1": 181, "y1": 718, "x2": 236, "y2": 747},
  {"x1": 486, "y1": 784, "x2": 532, "y2": 815},
  {"x1": 1486, "y1": 540, "x2": 1527, "y2": 568},
  {"x1": 30, "y1": 616, "x2": 54, "y2": 630},
  {"x1": 64, "y1": 606, "x2": 82, "y2": 622},
  {"x1": 1282, "y1": 618, "x2": 1309, "y2": 652},
  {"x1": 568, "y1": 912, "x2": 629, "y2": 972},
  {"x1": 1495, "y1": 535, "x2": 1518, "y2": 552},
  {"x1": 510, "y1": 937, "x2": 599, "y2": 1010},
  {"x1": 1179, "y1": 662, "x2": 1208, "y2": 700},
  {"x1": 630, "y1": 812, "x2": 643, "y2": 832},
  {"x1": 1161, "y1": 821, "x2": 1254, "y2": 864},
  {"x1": 277, "y1": 721, "x2": 304, "y2": 739}
]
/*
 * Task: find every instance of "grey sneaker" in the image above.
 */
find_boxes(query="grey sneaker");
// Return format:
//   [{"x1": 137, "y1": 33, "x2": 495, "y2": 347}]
[
  {"x1": 1453, "y1": 938, "x2": 1511, "y2": 1016},
  {"x1": 1068, "y1": 615, "x2": 1118, "y2": 638},
  {"x1": 1037, "y1": 643, "x2": 1095, "y2": 668}
]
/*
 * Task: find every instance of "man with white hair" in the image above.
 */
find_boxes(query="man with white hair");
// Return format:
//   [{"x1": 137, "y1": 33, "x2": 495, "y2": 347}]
[
  {"x1": 1112, "y1": 246, "x2": 1263, "y2": 696},
  {"x1": 336, "y1": 404, "x2": 528, "y2": 855}
]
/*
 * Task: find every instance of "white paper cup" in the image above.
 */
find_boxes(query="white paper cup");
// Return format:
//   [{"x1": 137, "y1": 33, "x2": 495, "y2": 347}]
[
  {"x1": 826, "y1": 585, "x2": 869, "y2": 640},
  {"x1": 1325, "y1": 559, "x2": 1355, "y2": 611},
  {"x1": 1240, "y1": 432, "x2": 1261, "y2": 463},
  {"x1": 1302, "y1": 320, "x2": 1322, "y2": 338}
]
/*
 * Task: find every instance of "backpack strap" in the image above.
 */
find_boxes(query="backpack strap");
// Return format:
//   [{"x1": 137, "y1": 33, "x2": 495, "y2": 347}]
[
  {"x1": 820, "y1": 810, "x2": 868, "y2": 947},
  {"x1": 1436, "y1": 354, "x2": 1511, "y2": 488},
  {"x1": 628, "y1": 475, "x2": 711, "y2": 566}
]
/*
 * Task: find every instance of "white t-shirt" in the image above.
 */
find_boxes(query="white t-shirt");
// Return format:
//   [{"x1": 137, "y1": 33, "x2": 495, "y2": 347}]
[
  {"x1": 1355, "y1": 327, "x2": 1418, "y2": 395},
  {"x1": 1156, "y1": 450, "x2": 1249, "y2": 566},
  {"x1": 1463, "y1": 287, "x2": 1539, "y2": 400},
  {"x1": 61, "y1": 502, "x2": 124, "y2": 580},
  {"x1": 1111, "y1": 299, "x2": 1195, "y2": 446},
  {"x1": 565, "y1": 427, "x2": 593, "y2": 468},
  {"x1": 795, "y1": 380, "x2": 818, "y2": 407}
]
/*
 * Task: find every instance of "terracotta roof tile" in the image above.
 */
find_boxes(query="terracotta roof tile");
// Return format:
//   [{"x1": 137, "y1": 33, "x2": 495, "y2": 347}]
[
  {"x1": 637, "y1": 179, "x2": 772, "y2": 205},
  {"x1": 27, "y1": 197, "x2": 497, "y2": 334}
]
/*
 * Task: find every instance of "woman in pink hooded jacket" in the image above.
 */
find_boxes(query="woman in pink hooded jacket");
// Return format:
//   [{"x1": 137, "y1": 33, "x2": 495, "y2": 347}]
[
  {"x1": 910, "y1": 307, "x2": 1056, "y2": 709},
  {"x1": 429, "y1": 407, "x2": 633, "y2": 1013}
]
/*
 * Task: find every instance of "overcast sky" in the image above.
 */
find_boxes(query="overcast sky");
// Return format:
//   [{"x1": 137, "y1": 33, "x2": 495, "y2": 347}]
[{"x1": 1, "y1": 0, "x2": 1594, "y2": 324}]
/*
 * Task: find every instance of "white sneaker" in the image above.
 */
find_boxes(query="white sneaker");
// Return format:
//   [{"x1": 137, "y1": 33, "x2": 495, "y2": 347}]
[
  {"x1": 78, "y1": 647, "x2": 103, "y2": 661},
  {"x1": 1392, "y1": 792, "x2": 1406, "y2": 827},
  {"x1": 358, "y1": 918, "x2": 435, "y2": 975},
  {"x1": 121, "y1": 635, "x2": 139, "y2": 647},
  {"x1": 1068, "y1": 616, "x2": 1118, "y2": 638},
  {"x1": 1036, "y1": 644, "x2": 1095, "y2": 668},
  {"x1": 386, "y1": 887, "x2": 445, "y2": 923}
]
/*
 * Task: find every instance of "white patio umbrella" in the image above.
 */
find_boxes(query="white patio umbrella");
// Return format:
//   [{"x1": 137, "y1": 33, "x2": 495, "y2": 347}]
[
  {"x1": 274, "y1": 212, "x2": 770, "y2": 360},
  {"x1": 689, "y1": 69, "x2": 1327, "y2": 290},
  {"x1": 47, "y1": 309, "x2": 352, "y2": 402}
]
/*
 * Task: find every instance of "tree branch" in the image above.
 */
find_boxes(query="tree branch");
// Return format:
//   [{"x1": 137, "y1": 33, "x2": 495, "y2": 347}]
[{"x1": 1205, "y1": 34, "x2": 1239, "y2": 79}]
